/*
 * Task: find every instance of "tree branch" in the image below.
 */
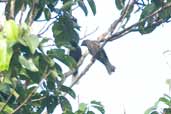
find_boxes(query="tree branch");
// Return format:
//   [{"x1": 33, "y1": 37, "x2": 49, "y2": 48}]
[
  {"x1": 9, "y1": 0, "x2": 15, "y2": 19},
  {"x1": 25, "y1": 0, "x2": 39, "y2": 26}
]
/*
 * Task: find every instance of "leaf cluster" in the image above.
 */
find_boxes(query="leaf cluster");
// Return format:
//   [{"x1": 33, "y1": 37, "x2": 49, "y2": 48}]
[{"x1": 0, "y1": 0, "x2": 100, "y2": 114}]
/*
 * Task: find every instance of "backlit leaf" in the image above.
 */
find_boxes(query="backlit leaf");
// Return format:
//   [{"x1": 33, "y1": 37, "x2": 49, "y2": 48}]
[
  {"x1": 0, "y1": 102, "x2": 14, "y2": 113},
  {"x1": 19, "y1": 55, "x2": 38, "y2": 72}
]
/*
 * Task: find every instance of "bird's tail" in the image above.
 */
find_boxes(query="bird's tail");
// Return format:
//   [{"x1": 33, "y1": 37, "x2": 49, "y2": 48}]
[{"x1": 105, "y1": 61, "x2": 115, "y2": 75}]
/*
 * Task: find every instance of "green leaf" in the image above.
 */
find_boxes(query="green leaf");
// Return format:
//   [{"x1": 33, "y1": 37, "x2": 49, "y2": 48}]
[
  {"x1": 91, "y1": 101, "x2": 103, "y2": 106},
  {"x1": 62, "y1": 0, "x2": 75, "y2": 11},
  {"x1": 144, "y1": 101, "x2": 159, "y2": 114},
  {"x1": 140, "y1": 3, "x2": 156, "y2": 19},
  {"x1": 159, "y1": 97, "x2": 171, "y2": 106},
  {"x1": 34, "y1": 0, "x2": 46, "y2": 20},
  {"x1": 139, "y1": 3, "x2": 157, "y2": 34},
  {"x1": 0, "y1": 38, "x2": 13, "y2": 71},
  {"x1": 22, "y1": 34, "x2": 40, "y2": 54},
  {"x1": 91, "y1": 105, "x2": 105, "y2": 114},
  {"x1": 151, "y1": 111, "x2": 159, "y2": 114},
  {"x1": 52, "y1": 15, "x2": 79, "y2": 47},
  {"x1": 47, "y1": 49, "x2": 77, "y2": 70},
  {"x1": 44, "y1": 8, "x2": 51, "y2": 20},
  {"x1": 91, "y1": 101, "x2": 105, "y2": 114},
  {"x1": 159, "y1": 7, "x2": 171, "y2": 20},
  {"x1": 79, "y1": 103, "x2": 87, "y2": 112},
  {"x1": 78, "y1": 0, "x2": 88, "y2": 16},
  {"x1": 46, "y1": 95, "x2": 58, "y2": 113},
  {"x1": 3, "y1": 20, "x2": 20, "y2": 47},
  {"x1": 63, "y1": 111, "x2": 74, "y2": 114},
  {"x1": 47, "y1": 0, "x2": 59, "y2": 11},
  {"x1": 60, "y1": 85, "x2": 76, "y2": 99},
  {"x1": 115, "y1": 0, "x2": 125, "y2": 10},
  {"x1": 59, "y1": 96, "x2": 72, "y2": 112},
  {"x1": 14, "y1": 0, "x2": 24, "y2": 17},
  {"x1": 163, "y1": 108, "x2": 171, "y2": 114},
  {"x1": 87, "y1": 111, "x2": 95, "y2": 114},
  {"x1": 0, "y1": 83, "x2": 11, "y2": 95},
  {"x1": 87, "y1": 0, "x2": 96, "y2": 15},
  {"x1": 19, "y1": 55, "x2": 38, "y2": 72},
  {"x1": 151, "y1": 0, "x2": 163, "y2": 8},
  {"x1": 0, "y1": 102, "x2": 14, "y2": 113},
  {"x1": 10, "y1": 88, "x2": 19, "y2": 99}
]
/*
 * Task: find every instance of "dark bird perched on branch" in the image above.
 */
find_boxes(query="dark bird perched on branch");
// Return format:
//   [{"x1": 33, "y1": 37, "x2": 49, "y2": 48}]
[
  {"x1": 81, "y1": 40, "x2": 115, "y2": 75},
  {"x1": 69, "y1": 41, "x2": 82, "y2": 76}
]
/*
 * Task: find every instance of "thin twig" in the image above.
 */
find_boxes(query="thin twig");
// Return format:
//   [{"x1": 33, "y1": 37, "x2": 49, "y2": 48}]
[
  {"x1": 19, "y1": 3, "x2": 25, "y2": 24},
  {"x1": 80, "y1": 27, "x2": 99, "y2": 40},
  {"x1": 38, "y1": 20, "x2": 55, "y2": 36},
  {"x1": 63, "y1": 51, "x2": 88, "y2": 80},
  {"x1": 26, "y1": 0, "x2": 39, "y2": 26},
  {"x1": 70, "y1": 58, "x2": 95, "y2": 88}
]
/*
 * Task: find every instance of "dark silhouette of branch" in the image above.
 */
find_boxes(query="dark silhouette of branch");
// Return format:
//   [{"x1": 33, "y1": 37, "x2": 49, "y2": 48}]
[{"x1": 38, "y1": 20, "x2": 55, "y2": 36}]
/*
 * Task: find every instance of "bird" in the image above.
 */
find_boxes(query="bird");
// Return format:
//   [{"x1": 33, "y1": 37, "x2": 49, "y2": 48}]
[
  {"x1": 69, "y1": 41, "x2": 82, "y2": 76},
  {"x1": 81, "y1": 40, "x2": 115, "y2": 75}
]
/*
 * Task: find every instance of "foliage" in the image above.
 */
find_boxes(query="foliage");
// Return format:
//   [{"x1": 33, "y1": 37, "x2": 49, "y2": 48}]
[
  {"x1": 144, "y1": 94, "x2": 171, "y2": 114},
  {"x1": 0, "y1": 0, "x2": 171, "y2": 114}
]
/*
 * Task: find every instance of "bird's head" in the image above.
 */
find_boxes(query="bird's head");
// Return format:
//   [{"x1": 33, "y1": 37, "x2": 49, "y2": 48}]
[{"x1": 81, "y1": 40, "x2": 90, "y2": 46}]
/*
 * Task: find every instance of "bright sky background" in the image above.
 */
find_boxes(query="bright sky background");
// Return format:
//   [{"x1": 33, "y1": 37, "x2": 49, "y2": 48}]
[{"x1": 1, "y1": 1, "x2": 171, "y2": 114}]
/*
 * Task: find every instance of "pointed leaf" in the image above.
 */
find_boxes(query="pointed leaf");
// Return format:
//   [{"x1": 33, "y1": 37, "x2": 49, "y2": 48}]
[
  {"x1": 59, "y1": 96, "x2": 72, "y2": 112},
  {"x1": 91, "y1": 101, "x2": 105, "y2": 114},
  {"x1": 19, "y1": 55, "x2": 38, "y2": 72},
  {"x1": 10, "y1": 88, "x2": 19, "y2": 99},
  {"x1": 47, "y1": 49, "x2": 77, "y2": 70},
  {"x1": 115, "y1": 0, "x2": 125, "y2": 10},
  {"x1": 0, "y1": 83, "x2": 11, "y2": 95},
  {"x1": 23, "y1": 34, "x2": 40, "y2": 54},
  {"x1": 159, "y1": 97, "x2": 171, "y2": 106},
  {"x1": 87, "y1": 0, "x2": 96, "y2": 15},
  {"x1": 87, "y1": 111, "x2": 95, "y2": 114},
  {"x1": 62, "y1": 0, "x2": 74, "y2": 11},
  {"x1": 52, "y1": 16, "x2": 79, "y2": 47},
  {"x1": 60, "y1": 85, "x2": 76, "y2": 99},
  {"x1": 44, "y1": 8, "x2": 51, "y2": 20},
  {"x1": 0, "y1": 102, "x2": 14, "y2": 113},
  {"x1": 0, "y1": 38, "x2": 13, "y2": 71},
  {"x1": 139, "y1": 3, "x2": 157, "y2": 34},
  {"x1": 79, "y1": 103, "x2": 87, "y2": 112},
  {"x1": 78, "y1": 0, "x2": 88, "y2": 16}
]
